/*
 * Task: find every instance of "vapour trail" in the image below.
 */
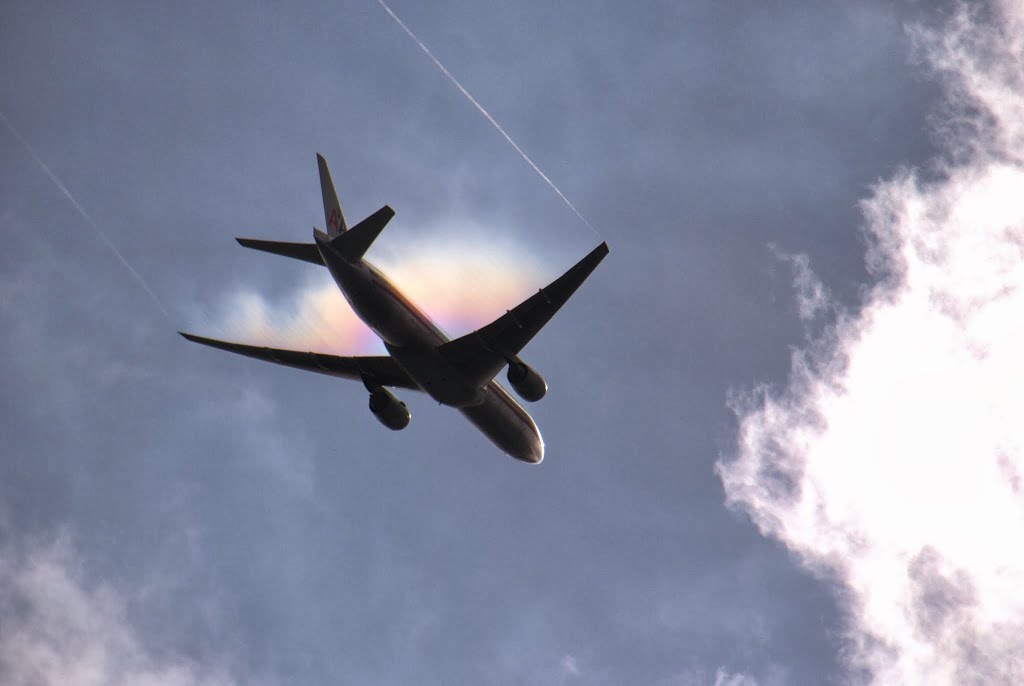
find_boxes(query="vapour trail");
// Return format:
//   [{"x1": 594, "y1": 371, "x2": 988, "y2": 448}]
[
  {"x1": 375, "y1": 0, "x2": 597, "y2": 234},
  {"x1": 0, "y1": 110, "x2": 171, "y2": 319}
]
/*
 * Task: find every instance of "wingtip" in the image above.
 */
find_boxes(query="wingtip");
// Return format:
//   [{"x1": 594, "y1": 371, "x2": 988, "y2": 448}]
[{"x1": 179, "y1": 331, "x2": 213, "y2": 346}]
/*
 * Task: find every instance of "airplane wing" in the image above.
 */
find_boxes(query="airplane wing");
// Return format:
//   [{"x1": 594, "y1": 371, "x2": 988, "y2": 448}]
[
  {"x1": 179, "y1": 332, "x2": 421, "y2": 390},
  {"x1": 438, "y1": 241, "x2": 609, "y2": 386}
]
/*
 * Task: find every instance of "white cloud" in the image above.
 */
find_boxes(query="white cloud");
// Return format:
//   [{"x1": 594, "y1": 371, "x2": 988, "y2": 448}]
[
  {"x1": 718, "y1": 3, "x2": 1024, "y2": 685},
  {"x1": 0, "y1": 533, "x2": 254, "y2": 686}
]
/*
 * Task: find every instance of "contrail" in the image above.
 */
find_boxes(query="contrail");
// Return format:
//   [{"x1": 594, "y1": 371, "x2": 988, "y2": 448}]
[
  {"x1": 0, "y1": 111, "x2": 171, "y2": 319},
  {"x1": 375, "y1": 0, "x2": 597, "y2": 234}
]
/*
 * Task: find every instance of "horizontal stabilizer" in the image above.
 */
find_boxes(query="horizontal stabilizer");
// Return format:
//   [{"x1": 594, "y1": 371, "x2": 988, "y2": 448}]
[
  {"x1": 439, "y1": 242, "x2": 609, "y2": 385},
  {"x1": 179, "y1": 332, "x2": 420, "y2": 390},
  {"x1": 236, "y1": 238, "x2": 325, "y2": 266},
  {"x1": 327, "y1": 205, "x2": 395, "y2": 262}
]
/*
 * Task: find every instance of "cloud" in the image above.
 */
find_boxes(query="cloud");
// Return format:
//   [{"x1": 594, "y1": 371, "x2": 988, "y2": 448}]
[
  {"x1": 658, "y1": 666, "x2": 784, "y2": 686},
  {"x1": 192, "y1": 232, "x2": 545, "y2": 354},
  {"x1": 770, "y1": 246, "x2": 832, "y2": 323},
  {"x1": 712, "y1": 671, "x2": 760, "y2": 686},
  {"x1": 559, "y1": 654, "x2": 581, "y2": 677},
  {"x1": 0, "y1": 532, "x2": 253, "y2": 686},
  {"x1": 718, "y1": 3, "x2": 1024, "y2": 684}
]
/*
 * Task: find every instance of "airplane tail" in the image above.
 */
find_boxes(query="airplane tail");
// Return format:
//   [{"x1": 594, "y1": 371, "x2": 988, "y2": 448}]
[
  {"x1": 316, "y1": 205, "x2": 396, "y2": 262},
  {"x1": 238, "y1": 153, "x2": 394, "y2": 265},
  {"x1": 317, "y1": 153, "x2": 347, "y2": 237}
]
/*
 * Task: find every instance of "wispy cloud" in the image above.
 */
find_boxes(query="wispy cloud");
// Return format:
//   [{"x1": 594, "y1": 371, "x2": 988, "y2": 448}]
[
  {"x1": 0, "y1": 532, "x2": 256, "y2": 686},
  {"x1": 718, "y1": 3, "x2": 1024, "y2": 684},
  {"x1": 769, "y1": 246, "x2": 833, "y2": 323},
  {"x1": 658, "y1": 666, "x2": 783, "y2": 686}
]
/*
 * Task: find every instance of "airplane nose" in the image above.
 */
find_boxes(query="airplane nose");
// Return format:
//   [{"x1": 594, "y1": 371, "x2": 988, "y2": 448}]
[
  {"x1": 506, "y1": 434, "x2": 544, "y2": 463},
  {"x1": 522, "y1": 437, "x2": 544, "y2": 464}
]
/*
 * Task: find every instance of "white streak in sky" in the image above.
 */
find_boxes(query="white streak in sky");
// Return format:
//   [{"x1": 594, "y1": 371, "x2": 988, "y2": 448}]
[
  {"x1": 718, "y1": 3, "x2": 1024, "y2": 684},
  {"x1": 375, "y1": 0, "x2": 597, "y2": 234},
  {"x1": 0, "y1": 110, "x2": 171, "y2": 320}
]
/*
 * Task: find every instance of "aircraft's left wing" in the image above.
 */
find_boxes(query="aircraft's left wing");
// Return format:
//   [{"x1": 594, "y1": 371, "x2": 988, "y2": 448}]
[
  {"x1": 179, "y1": 332, "x2": 420, "y2": 390},
  {"x1": 438, "y1": 241, "x2": 609, "y2": 386},
  {"x1": 235, "y1": 238, "x2": 325, "y2": 265}
]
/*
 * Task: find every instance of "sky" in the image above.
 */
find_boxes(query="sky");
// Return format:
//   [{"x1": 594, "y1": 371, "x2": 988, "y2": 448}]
[{"x1": 1, "y1": 1, "x2": 1021, "y2": 684}]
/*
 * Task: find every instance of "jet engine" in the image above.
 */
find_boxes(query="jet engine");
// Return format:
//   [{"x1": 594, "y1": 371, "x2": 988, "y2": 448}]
[
  {"x1": 507, "y1": 362, "x2": 547, "y2": 402},
  {"x1": 369, "y1": 387, "x2": 411, "y2": 430}
]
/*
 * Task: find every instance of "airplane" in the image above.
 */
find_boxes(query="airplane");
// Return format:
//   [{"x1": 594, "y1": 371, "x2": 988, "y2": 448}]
[{"x1": 181, "y1": 154, "x2": 608, "y2": 464}]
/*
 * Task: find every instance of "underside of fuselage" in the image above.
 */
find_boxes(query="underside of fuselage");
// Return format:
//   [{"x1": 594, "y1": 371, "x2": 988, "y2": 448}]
[{"x1": 460, "y1": 383, "x2": 544, "y2": 464}]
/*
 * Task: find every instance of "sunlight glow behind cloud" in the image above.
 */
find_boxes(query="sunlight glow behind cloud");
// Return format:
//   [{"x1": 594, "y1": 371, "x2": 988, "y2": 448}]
[
  {"x1": 197, "y1": 234, "x2": 545, "y2": 355},
  {"x1": 718, "y1": 2, "x2": 1024, "y2": 684}
]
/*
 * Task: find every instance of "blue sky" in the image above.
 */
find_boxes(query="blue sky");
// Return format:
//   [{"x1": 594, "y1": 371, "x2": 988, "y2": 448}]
[{"x1": 2, "y1": 2, "x2": 1022, "y2": 684}]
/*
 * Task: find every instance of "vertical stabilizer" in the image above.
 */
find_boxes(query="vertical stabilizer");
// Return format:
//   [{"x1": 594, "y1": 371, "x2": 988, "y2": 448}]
[{"x1": 317, "y1": 153, "x2": 347, "y2": 237}]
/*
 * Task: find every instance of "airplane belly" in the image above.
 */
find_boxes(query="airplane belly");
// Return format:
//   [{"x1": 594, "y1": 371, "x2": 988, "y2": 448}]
[
  {"x1": 385, "y1": 342, "x2": 483, "y2": 407},
  {"x1": 459, "y1": 383, "x2": 544, "y2": 464}
]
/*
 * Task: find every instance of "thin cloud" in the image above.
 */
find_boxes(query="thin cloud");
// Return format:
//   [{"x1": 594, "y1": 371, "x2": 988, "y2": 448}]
[
  {"x1": 0, "y1": 532, "x2": 256, "y2": 686},
  {"x1": 718, "y1": 3, "x2": 1024, "y2": 684},
  {"x1": 658, "y1": 666, "x2": 781, "y2": 686},
  {"x1": 769, "y1": 246, "x2": 833, "y2": 323}
]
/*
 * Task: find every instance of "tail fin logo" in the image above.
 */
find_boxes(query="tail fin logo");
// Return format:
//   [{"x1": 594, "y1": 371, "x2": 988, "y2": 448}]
[{"x1": 328, "y1": 208, "x2": 342, "y2": 232}]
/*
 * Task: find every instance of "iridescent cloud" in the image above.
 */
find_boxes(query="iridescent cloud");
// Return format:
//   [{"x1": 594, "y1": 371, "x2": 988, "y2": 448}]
[{"x1": 196, "y1": 233, "x2": 547, "y2": 355}]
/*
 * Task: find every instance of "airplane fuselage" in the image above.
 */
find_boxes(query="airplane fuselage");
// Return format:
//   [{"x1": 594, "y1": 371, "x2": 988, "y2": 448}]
[
  {"x1": 315, "y1": 235, "x2": 544, "y2": 463},
  {"x1": 182, "y1": 153, "x2": 608, "y2": 464}
]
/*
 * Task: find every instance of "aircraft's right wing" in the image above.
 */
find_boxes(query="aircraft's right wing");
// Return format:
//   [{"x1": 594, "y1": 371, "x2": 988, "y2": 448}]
[
  {"x1": 438, "y1": 241, "x2": 609, "y2": 386},
  {"x1": 179, "y1": 332, "x2": 421, "y2": 390}
]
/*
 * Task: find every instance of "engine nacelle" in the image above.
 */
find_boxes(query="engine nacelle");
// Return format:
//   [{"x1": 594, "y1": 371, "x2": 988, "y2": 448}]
[
  {"x1": 369, "y1": 388, "x2": 411, "y2": 430},
  {"x1": 507, "y1": 362, "x2": 547, "y2": 402}
]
